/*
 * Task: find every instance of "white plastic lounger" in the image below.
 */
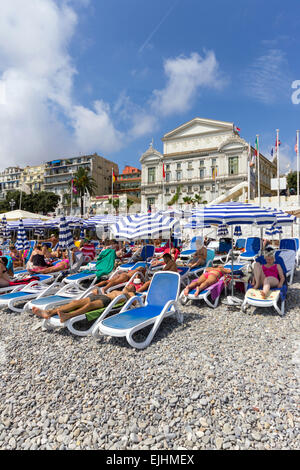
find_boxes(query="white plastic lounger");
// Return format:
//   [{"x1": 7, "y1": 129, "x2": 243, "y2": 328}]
[
  {"x1": 179, "y1": 276, "x2": 225, "y2": 308},
  {"x1": 24, "y1": 282, "x2": 92, "y2": 313},
  {"x1": 63, "y1": 270, "x2": 97, "y2": 286},
  {"x1": 92, "y1": 271, "x2": 182, "y2": 349},
  {"x1": 0, "y1": 280, "x2": 61, "y2": 313},
  {"x1": 47, "y1": 294, "x2": 126, "y2": 336}
]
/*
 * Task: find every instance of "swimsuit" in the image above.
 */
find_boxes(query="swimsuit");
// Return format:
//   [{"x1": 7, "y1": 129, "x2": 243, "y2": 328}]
[
  {"x1": 262, "y1": 264, "x2": 279, "y2": 279},
  {"x1": 203, "y1": 269, "x2": 223, "y2": 280}
]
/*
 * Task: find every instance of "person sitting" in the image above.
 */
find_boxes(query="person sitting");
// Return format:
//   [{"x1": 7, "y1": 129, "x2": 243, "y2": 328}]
[
  {"x1": 41, "y1": 233, "x2": 59, "y2": 249},
  {"x1": 32, "y1": 284, "x2": 137, "y2": 323},
  {"x1": 9, "y1": 244, "x2": 23, "y2": 268},
  {"x1": 0, "y1": 257, "x2": 11, "y2": 288},
  {"x1": 137, "y1": 254, "x2": 178, "y2": 293},
  {"x1": 27, "y1": 245, "x2": 76, "y2": 274},
  {"x1": 183, "y1": 265, "x2": 232, "y2": 297},
  {"x1": 95, "y1": 266, "x2": 146, "y2": 294},
  {"x1": 81, "y1": 239, "x2": 96, "y2": 263},
  {"x1": 187, "y1": 238, "x2": 207, "y2": 269},
  {"x1": 251, "y1": 250, "x2": 285, "y2": 299}
]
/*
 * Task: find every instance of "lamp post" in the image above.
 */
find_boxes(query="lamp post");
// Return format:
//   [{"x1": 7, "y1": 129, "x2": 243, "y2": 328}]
[{"x1": 9, "y1": 199, "x2": 15, "y2": 211}]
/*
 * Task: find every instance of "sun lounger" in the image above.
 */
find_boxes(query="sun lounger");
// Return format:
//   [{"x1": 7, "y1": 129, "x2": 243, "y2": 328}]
[
  {"x1": 241, "y1": 251, "x2": 289, "y2": 316},
  {"x1": 237, "y1": 237, "x2": 261, "y2": 262},
  {"x1": 92, "y1": 271, "x2": 182, "y2": 349},
  {"x1": 117, "y1": 245, "x2": 155, "y2": 270},
  {"x1": 187, "y1": 248, "x2": 215, "y2": 280},
  {"x1": 179, "y1": 275, "x2": 226, "y2": 308},
  {"x1": 42, "y1": 293, "x2": 128, "y2": 336},
  {"x1": 0, "y1": 279, "x2": 61, "y2": 313}
]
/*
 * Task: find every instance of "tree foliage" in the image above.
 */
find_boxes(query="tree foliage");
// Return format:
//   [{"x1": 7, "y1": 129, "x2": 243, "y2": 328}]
[{"x1": 0, "y1": 190, "x2": 60, "y2": 214}]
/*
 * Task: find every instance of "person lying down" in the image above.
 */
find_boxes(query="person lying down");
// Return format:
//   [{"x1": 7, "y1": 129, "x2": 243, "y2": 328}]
[
  {"x1": 31, "y1": 284, "x2": 138, "y2": 323},
  {"x1": 183, "y1": 265, "x2": 232, "y2": 297}
]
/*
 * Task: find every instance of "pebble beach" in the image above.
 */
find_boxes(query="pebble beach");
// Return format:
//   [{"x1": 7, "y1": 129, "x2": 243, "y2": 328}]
[{"x1": 0, "y1": 274, "x2": 299, "y2": 451}]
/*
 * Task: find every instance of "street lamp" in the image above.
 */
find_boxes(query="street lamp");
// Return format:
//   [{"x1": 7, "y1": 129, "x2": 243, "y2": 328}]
[{"x1": 9, "y1": 199, "x2": 15, "y2": 211}]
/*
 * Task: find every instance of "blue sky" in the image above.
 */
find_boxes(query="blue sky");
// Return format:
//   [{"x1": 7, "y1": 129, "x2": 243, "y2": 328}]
[{"x1": 1, "y1": 0, "x2": 300, "y2": 174}]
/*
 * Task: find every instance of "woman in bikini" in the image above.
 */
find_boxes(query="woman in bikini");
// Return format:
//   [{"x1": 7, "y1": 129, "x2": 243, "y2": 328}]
[
  {"x1": 252, "y1": 250, "x2": 285, "y2": 299},
  {"x1": 183, "y1": 265, "x2": 232, "y2": 297}
]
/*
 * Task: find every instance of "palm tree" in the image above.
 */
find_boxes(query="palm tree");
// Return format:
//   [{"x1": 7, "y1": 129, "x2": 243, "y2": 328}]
[
  {"x1": 167, "y1": 185, "x2": 182, "y2": 206},
  {"x1": 71, "y1": 168, "x2": 97, "y2": 217},
  {"x1": 108, "y1": 197, "x2": 120, "y2": 214},
  {"x1": 193, "y1": 193, "x2": 202, "y2": 206},
  {"x1": 183, "y1": 196, "x2": 193, "y2": 205}
]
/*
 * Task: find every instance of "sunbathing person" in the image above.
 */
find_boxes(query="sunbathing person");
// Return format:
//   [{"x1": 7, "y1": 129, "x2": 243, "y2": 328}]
[
  {"x1": 183, "y1": 265, "x2": 232, "y2": 297},
  {"x1": 251, "y1": 250, "x2": 285, "y2": 299},
  {"x1": 137, "y1": 254, "x2": 178, "y2": 293},
  {"x1": 31, "y1": 285, "x2": 137, "y2": 323},
  {"x1": 187, "y1": 237, "x2": 207, "y2": 269},
  {"x1": 0, "y1": 258, "x2": 11, "y2": 288},
  {"x1": 96, "y1": 266, "x2": 146, "y2": 294},
  {"x1": 9, "y1": 244, "x2": 23, "y2": 268}
]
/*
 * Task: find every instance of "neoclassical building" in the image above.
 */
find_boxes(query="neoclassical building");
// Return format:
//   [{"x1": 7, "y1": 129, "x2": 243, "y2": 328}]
[{"x1": 140, "y1": 117, "x2": 277, "y2": 211}]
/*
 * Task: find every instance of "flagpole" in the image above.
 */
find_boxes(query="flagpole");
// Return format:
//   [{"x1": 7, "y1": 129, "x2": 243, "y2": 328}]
[
  {"x1": 248, "y1": 142, "x2": 251, "y2": 202},
  {"x1": 297, "y1": 130, "x2": 300, "y2": 206},
  {"x1": 277, "y1": 129, "x2": 280, "y2": 207},
  {"x1": 111, "y1": 168, "x2": 114, "y2": 216},
  {"x1": 19, "y1": 189, "x2": 23, "y2": 210},
  {"x1": 162, "y1": 161, "x2": 165, "y2": 211},
  {"x1": 257, "y1": 135, "x2": 261, "y2": 206}
]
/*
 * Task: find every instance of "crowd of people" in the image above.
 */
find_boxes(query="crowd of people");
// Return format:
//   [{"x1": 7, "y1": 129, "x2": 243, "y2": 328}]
[{"x1": 0, "y1": 232, "x2": 284, "y2": 323}]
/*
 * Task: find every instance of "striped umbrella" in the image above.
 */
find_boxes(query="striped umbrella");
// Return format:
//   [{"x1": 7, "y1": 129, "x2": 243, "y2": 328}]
[
  {"x1": 265, "y1": 224, "x2": 283, "y2": 236},
  {"x1": 217, "y1": 224, "x2": 229, "y2": 236},
  {"x1": 58, "y1": 216, "x2": 75, "y2": 250},
  {"x1": 190, "y1": 202, "x2": 277, "y2": 226},
  {"x1": 1, "y1": 215, "x2": 11, "y2": 240},
  {"x1": 234, "y1": 226, "x2": 242, "y2": 237},
  {"x1": 15, "y1": 219, "x2": 30, "y2": 251},
  {"x1": 109, "y1": 212, "x2": 181, "y2": 241}
]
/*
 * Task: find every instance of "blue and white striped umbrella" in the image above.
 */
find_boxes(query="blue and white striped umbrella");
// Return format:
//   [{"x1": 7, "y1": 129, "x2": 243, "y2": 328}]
[
  {"x1": 109, "y1": 212, "x2": 181, "y2": 241},
  {"x1": 1, "y1": 215, "x2": 11, "y2": 240},
  {"x1": 217, "y1": 224, "x2": 229, "y2": 236},
  {"x1": 265, "y1": 224, "x2": 283, "y2": 236},
  {"x1": 58, "y1": 216, "x2": 75, "y2": 250},
  {"x1": 15, "y1": 219, "x2": 30, "y2": 251},
  {"x1": 80, "y1": 223, "x2": 85, "y2": 239},
  {"x1": 190, "y1": 202, "x2": 277, "y2": 226},
  {"x1": 264, "y1": 207, "x2": 296, "y2": 226},
  {"x1": 234, "y1": 225, "x2": 242, "y2": 237},
  {"x1": 34, "y1": 227, "x2": 45, "y2": 236}
]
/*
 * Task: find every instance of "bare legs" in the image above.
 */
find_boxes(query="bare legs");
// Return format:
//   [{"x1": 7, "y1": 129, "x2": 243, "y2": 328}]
[
  {"x1": 183, "y1": 274, "x2": 217, "y2": 297},
  {"x1": 252, "y1": 262, "x2": 279, "y2": 298},
  {"x1": 32, "y1": 297, "x2": 106, "y2": 323}
]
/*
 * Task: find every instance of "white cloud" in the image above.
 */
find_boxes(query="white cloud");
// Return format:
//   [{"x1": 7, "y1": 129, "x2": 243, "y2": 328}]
[
  {"x1": 244, "y1": 49, "x2": 292, "y2": 104},
  {"x1": 151, "y1": 51, "x2": 226, "y2": 116}
]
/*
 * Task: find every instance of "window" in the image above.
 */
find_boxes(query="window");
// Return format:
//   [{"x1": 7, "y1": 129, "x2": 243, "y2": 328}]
[
  {"x1": 176, "y1": 170, "x2": 182, "y2": 181},
  {"x1": 166, "y1": 164, "x2": 170, "y2": 170},
  {"x1": 200, "y1": 168, "x2": 205, "y2": 179},
  {"x1": 188, "y1": 161, "x2": 193, "y2": 169},
  {"x1": 148, "y1": 167, "x2": 156, "y2": 184},
  {"x1": 147, "y1": 197, "x2": 155, "y2": 207},
  {"x1": 188, "y1": 185, "x2": 193, "y2": 194},
  {"x1": 199, "y1": 160, "x2": 205, "y2": 167},
  {"x1": 176, "y1": 163, "x2": 181, "y2": 169},
  {"x1": 228, "y1": 156, "x2": 239, "y2": 175},
  {"x1": 166, "y1": 171, "x2": 171, "y2": 182},
  {"x1": 165, "y1": 187, "x2": 170, "y2": 195}
]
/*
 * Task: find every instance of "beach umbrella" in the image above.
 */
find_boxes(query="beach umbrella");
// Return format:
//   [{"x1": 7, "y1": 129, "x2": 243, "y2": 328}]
[
  {"x1": 234, "y1": 226, "x2": 242, "y2": 237},
  {"x1": 1, "y1": 215, "x2": 11, "y2": 240},
  {"x1": 265, "y1": 224, "x2": 283, "y2": 236},
  {"x1": 217, "y1": 224, "x2": 229, "y2": 237},
  {"x1": 109, "y1": 212, "x2": 181, "y2": 241},
  {"x1": 80, "y1": 223, "x2": 85, "y2": 239},
  {"x1": 58, "y1": 216, "x2": 75, "y2": 250},
  {"x1": 15, "y1": 219, "x2": 30, "y2": 251}
]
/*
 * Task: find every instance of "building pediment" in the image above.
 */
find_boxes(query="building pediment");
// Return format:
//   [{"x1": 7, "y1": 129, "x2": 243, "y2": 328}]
[
  {"x1": 140, "y1": 146, "x2": 163, "y2": 164},
  {"x1": 162, "y1": 117, "x2": 234, "y2": 141},
  {"x1": 218, "y1": 135, "x2": 248, "y2": 153}
]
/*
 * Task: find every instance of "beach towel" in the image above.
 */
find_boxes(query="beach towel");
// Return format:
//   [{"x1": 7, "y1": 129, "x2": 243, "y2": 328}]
[
  {"x1": 85, "y1": 300, "x2": 126, "y2": 322},
  {"x1": 9, "y1": 276, "x2": 40, "y2": 286},
  {"x1": 95, "y1": 249, "x2": 116, "y2": 281}
]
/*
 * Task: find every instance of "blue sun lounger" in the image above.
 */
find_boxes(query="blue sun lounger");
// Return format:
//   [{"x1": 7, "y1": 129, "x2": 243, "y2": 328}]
[
  {"x1": 117, "y1": 245, "x2": 155, "y2": 270},
  {"x1": 92, "y1": 271, "x2": 182, "y2": 349}
]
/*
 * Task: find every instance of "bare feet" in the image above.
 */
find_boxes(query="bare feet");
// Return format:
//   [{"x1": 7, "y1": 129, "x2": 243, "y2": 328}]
[
  {"x1": 57, "y1": 309, "x2": 68, "y2": 323},
  {"x1": 32, "y1": 306, "x2": 53, "y2": 319},
  {"x1": 194, "y1": 287, "x2": 201, "y2": 297},
  {"x1": 183, "y1": 287, "x2": 189, "y2": 296}
]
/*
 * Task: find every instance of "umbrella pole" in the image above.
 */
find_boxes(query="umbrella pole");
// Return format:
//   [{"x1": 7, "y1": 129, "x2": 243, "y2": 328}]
[{"x1": 231, "y1": 225, "x2": 234, "y2": 297}]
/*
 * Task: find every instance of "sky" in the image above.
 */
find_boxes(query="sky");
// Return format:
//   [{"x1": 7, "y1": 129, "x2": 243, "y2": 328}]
[{"x1": 1, "y1": 0, "x2": 300, "y2": 175}]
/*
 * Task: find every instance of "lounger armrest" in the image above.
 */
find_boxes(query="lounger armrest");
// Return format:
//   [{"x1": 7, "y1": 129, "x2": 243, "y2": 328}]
[
  {"x1": 98, "y1": 294, "x2": 128, "y2": 321},
  {"x1": 120, "y1": 295, "x2": 144, "y2": 312}
]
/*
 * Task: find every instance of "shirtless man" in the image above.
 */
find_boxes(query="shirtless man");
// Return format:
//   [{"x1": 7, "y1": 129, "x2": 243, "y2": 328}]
[
  {"x1": 96, "y1": 266, "x2": 146, "y2": 294},
  {"x1": 32, "y1": 285, "x2": 137, "y2": 323},
  {"x1": 137, "y1": 254, "x2": 178, "y2": 293}
]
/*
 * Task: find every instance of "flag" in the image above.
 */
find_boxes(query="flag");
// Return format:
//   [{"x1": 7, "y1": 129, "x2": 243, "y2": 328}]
[
  {"x1": 275, "y1": 136, "x2": 281, "y2": 150},
  {"x1": 234, "y1": 125, "x2": 241, "y2": 132},
  {"x1": 295, "y1": 137, "x2": 298, "y2": 155},
  {"x1": 112, "y1": 169, "x2": 116, "y2": 183},
  {"x1": 254, "y1": 136, "x2": 258, "y2": 156},
  {"x1": 212, "y1": 167, "x2": 217, "y2": 180},
  {"x1": 71, "y1": 179, "x2": 77, "y2": 194},
  {"x1": 271, "y1": 148, "x2": 273, "y2": 157},
  {"x1": 162, "y1": 163, "x2": 166, "y2": 179}
]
